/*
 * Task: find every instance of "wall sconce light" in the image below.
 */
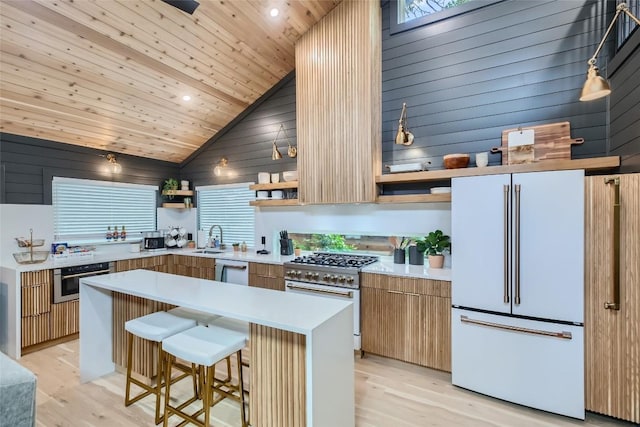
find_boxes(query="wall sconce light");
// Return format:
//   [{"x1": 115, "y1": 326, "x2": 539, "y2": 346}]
[
  {"x1": 271, "y1": 124, "x2": 297, "y2": 160},
  {"x1": 106, "y1": 153, "x2": 122, "y2": 173},
  {"x1": 580, "y1": 2, "x2": 640, "y2": 101},
  {"x1": 213, "y1": 157, "x2": 228, "y2": 176}
]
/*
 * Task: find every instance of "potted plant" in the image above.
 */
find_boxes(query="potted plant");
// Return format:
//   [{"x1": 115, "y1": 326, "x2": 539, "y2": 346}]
[
  {"x1": 232, "y1": 242, "x2": 240, "y2": 252},
  {"x1": 163, "y1": 178, "x2": 179, "y2": 199},
  {"x1": 293, "y1": 241, "x2": 302, "y2": 257},
  {"x1": 420, "y1": 230, "x2": 451, "y2": 268}
]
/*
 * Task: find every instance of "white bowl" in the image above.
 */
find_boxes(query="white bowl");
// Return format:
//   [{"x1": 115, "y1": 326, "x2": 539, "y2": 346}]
[
  {"x1": 282, "y1": 170, "x2": 298, "y2": 182},
  {"x1": 271, "y1": 190, "x2": 283, "y2": 199},
  {"x1": 256, "y1": 190, "x2": 269, "y2": 199},
  {"x1": 258, "y1": 172, "x2": 270, "y2": 184},
  {"x1": 430, "y1": 187, "x2": 452, "y2": 194}
]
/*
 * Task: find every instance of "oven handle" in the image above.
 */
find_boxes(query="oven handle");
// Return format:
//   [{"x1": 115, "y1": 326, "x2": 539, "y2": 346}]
[
  {"x1": 286, "y1": 283, "x2": 353, "y2": 299},
  {"x1": 61, "y1": 269, "x2": 112, "y2": 279}
]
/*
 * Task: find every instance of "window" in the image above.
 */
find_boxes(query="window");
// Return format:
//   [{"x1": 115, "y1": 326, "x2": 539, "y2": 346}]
[
  {"x1": 197, "y1": 183, "x2": 255, "y2": 247},
  {"x1": 390, "y1": 0, "x2": 503, "y2": 34},
  {"x1": 53, "y1": 177, "x2": 157, "y2": 241},
  {"x1": 617, "y1": 0, "x2": 639, "y2": 49}
]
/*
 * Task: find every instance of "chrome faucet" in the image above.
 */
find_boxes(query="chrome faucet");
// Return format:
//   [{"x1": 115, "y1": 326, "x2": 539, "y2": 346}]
[{"x1": 208, "y1": 225, "x2": 224, "y2": 249}]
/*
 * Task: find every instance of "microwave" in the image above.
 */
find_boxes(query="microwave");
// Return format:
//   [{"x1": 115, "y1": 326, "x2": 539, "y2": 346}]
[{"x1": 144, "y1": 236, "x2": 165, "y2": 250}]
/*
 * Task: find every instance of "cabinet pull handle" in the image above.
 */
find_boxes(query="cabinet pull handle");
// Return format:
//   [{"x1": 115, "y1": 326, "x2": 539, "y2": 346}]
[
  {"x1": 514, "y1": 184, "x2": 521, "y2": 305},
  {"x1": 221, "y1": 265, "x2": 247, "y2": 271},
  {"x1": 503, "y1": 185, "x2": 510, "y2": 304},
  {"x1": 387, "y1": 290, "x2": 403, "y2": 295},
  {"x1": 286, "y1": 284, "x2": 353, "y2": 298},
  {"x1": 460, "y1": 315, "x2": 572, "y2": 340},
  {"x1": 604, "y1": 177, "x2": 621, "y2": 310}
]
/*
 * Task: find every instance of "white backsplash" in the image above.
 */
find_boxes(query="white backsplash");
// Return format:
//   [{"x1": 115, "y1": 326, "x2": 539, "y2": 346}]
[{"x1": 157, "y1": 207, "x2": 197, "y2": 239}]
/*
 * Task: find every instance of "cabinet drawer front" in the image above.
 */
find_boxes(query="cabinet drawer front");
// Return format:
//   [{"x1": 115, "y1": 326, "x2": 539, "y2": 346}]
[
  {"x1": 360, "y1": 273, "x2": 450, "y2": 297},
  {"x1": 21, "y1": 313, "x2": 51, "y2": 348},
  {"x1": 452, "y1": 308, "x2": 584, "y2": 419},
  {"x1": 21, "y1": 282, "x2": 52, "y2": 316}
]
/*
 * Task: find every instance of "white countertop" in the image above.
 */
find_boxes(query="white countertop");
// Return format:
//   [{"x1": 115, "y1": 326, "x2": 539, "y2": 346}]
[
  {"x1": 3, "y1": 247, "x2": 293, "y2": 273},
  {"x1": 362, "y1": 256, "x2": 452, "y2": 281},
  {"x1": 81, "y1": 269, "x2": 351, "y2": 335},
  {"x1": 3, "y1": 248, "x2": 451, "y2": 281}
]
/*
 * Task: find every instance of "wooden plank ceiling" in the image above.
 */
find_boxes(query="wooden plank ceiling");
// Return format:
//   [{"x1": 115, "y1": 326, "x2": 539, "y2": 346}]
[{"x1": 0, "y1": 0, "x2": 340, "y2": 163}]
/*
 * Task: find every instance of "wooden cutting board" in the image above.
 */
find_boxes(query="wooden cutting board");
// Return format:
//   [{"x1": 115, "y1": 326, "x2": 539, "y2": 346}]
[{"x1": 491, "y1": 122, "x2": 584, "y2": 165}]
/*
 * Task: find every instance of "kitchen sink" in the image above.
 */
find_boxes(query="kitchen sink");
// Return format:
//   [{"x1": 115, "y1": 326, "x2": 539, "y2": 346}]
[{"x1": 193, "y1": 248, "x2": 225, "y2": 254}]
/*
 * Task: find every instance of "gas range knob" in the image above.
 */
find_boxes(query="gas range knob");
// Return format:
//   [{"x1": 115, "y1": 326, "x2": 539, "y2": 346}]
[
  {"x1": 285, "y1": 270, "x2": 293, "y2": 278},
  {"x1": 330, "y1": 275, "x2": 338, "y2": 283},
  {"x1": 304, "y1": 272, "x2": 314, "y2": 280},
  {"x1": 313, "y1": 273, "x2": 320, "y2": 280},
  {"x1": 295, "y1": 270, "x2": 302, "y2": 278},
  {"x1": 323, "y1": 274, "x2": 332, "y2": 281},
  {"x1": 346, "y1": 276, "x2": 355, "y2": 284},
  {"x1": 338, "y1": 276, "x2": 346, "y2": 283}
]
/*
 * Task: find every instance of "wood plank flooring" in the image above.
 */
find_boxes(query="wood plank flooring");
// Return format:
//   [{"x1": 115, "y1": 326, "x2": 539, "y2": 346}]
[{"x1": 18, "y1": 340, "x2": 635, "y2": 427}]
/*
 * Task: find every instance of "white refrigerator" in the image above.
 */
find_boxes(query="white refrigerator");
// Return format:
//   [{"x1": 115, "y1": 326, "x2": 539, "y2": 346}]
[{"x1": 451, "y1": 170, "x2": 585, "y2": 419}]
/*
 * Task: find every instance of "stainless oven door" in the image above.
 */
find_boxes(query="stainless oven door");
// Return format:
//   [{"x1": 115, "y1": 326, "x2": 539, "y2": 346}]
[
  {"x1": 285, "y1": 280, "x2": 360, "y2": 349},
  {"x1": 53, "y1": 262, "x2": 114, "y2": 304}
]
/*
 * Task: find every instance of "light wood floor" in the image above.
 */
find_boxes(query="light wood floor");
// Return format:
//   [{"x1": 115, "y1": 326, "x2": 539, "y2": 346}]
[{"x1": 18, "y1": 340, "x2": 635, "y2": 427}]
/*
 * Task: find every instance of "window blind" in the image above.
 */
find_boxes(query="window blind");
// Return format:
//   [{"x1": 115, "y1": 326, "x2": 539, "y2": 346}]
[
  {"x1": 53, "y1": 177, "x2": 157, "y2": 240},
  {"x1": 197, "y1": 183, "x2": 255, "y2": 247}
]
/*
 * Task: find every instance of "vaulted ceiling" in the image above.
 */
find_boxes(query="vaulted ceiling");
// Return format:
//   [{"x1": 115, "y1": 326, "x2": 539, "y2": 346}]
[{"x1": 0, "y1": 0, "x2": 340, "y2": 163}]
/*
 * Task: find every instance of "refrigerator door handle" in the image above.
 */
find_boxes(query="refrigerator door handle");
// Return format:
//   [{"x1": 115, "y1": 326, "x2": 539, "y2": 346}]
[
  {"x1": 460, "y1": 315, "x2": 572, "y2": 340},
  {"x1": 604, "y1": 177, "x2": 621, "y2": 310},
  {"x1": 503, "y1": 184, "x2": 510, "y2": 304},
  {"x1": 514, "y1": 184, "x2": 521, "y2": 305}
]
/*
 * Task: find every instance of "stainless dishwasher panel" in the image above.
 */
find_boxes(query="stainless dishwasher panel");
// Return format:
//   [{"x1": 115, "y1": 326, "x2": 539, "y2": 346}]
[{"x1": 215, "y1": 259, "x2": 248, "y2": 286}]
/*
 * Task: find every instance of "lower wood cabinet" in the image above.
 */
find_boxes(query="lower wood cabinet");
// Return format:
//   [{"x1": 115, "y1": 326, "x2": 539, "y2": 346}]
[
  {"x1": 249, "y1": 262, "x2": 284, "y2": 291},
  {"x1": 585, "y1": 173, "x2": 639, "y2": 423},
  {"x1": 21, "y1": 270, "x2": 52, "y2": 348},
  {"x1": 170, "y1": 254, "x2": 215, "y2": 279},
  {"x1": 361, "y1": 273, "x2": 451, "y2": 372},
  {"x1": 115, "y1": 255, "x2": 169, "y2": 273},
  {"x1": 50, "y1": 300, "x2": 79, "y2": 340}
]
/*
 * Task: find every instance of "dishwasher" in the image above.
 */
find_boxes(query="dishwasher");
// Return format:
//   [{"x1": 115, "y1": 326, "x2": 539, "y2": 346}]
[{"x1": 215, "y1": 259, "x2": 248, "y2": 286}]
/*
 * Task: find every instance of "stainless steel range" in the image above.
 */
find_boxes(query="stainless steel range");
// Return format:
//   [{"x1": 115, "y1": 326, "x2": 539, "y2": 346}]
[{"x1": 283, "y1": 252, "x2": 378, "y2": 350}]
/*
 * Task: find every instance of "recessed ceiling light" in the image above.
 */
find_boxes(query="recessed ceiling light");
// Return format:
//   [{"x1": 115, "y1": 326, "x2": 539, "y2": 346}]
[
  {"x1": 270, "y1": 8, "x2": 279, "y2": 17},
  {"x1": 182, "y1": 95, "x2": 191, "y2": 101}
]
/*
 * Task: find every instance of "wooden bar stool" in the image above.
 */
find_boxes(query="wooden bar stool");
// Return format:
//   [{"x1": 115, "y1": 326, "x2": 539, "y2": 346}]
[
  {"x1": 162, "y1": 325, "x2": 247, "y2": 427},
  {"x1": 208, "y1": 317, "x2": 250, "y2": 421},
  {"x1": 124, "y1": 311, "x2": 198, "y2": 424}
]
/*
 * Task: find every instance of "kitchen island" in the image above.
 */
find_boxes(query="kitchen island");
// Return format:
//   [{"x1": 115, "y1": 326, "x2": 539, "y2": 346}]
[{"x1": 80, "y1": 269, "x2": 354, "y2": 427}]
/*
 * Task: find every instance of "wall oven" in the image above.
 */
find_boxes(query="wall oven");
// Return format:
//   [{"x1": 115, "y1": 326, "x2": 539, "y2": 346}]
[{"x1": 53, "y1": 261, "x2": 115, "y2": 304}]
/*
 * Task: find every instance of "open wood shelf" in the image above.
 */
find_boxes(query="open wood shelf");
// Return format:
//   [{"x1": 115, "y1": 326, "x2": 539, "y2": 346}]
[
  {"x1": 161, "y1": 190, "x2": 193, "y2": 196},
  {"x1": 376, "y1": 193, "x2": 451, "y2": 204},
  {"x1": 376, "y1": 156, "x2": 620, "y2": 185},
  {"x1": 249, "y1": 181, "x2": 298, "y2": 191},
  {"x1": 250, "y1": 199, "x2": 299, "y2": 207}
]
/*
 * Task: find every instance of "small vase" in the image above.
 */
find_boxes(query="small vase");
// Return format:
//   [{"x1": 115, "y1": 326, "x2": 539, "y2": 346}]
[
  {"x1": 408, "y1": 246, "x2": 424, "y2": 265},
  {"x1": 393, "y1": 249, "x2": 406, "y2": 264},
  {"x1": 428, "y1": 254, "x2": 445, "y2": 269},
  {"x1": 294, "y1": 248, "x2": 301, "y2": 257}
]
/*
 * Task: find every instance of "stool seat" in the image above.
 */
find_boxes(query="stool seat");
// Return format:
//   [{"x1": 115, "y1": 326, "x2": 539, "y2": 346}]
[
  {"x1": 208, "y1": 316, "x2": 249, "y2": 340},
  {"x1": 168, "y1": 306, "x2": 221, "y2": 325},
  {"x1": 125, "y1": 311, "x2": 196, "y2": 342},
  {"x1": 163, "y1": 325, "x2": 246, "y2": 367}
]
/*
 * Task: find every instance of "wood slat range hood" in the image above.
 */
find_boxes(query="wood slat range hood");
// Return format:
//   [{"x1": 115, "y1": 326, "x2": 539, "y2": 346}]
[
  {"x1": 0, "y1": 0, "x2": 340, "y2": 163},
  {"x1": 295, "y1": 0, "x2": 381, "y2": 204}
]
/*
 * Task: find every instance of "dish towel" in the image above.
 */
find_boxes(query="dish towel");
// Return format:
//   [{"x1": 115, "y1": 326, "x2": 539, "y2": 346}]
[{"x1": 214, "y1": 265, "x2": 227, "y2": 282}]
